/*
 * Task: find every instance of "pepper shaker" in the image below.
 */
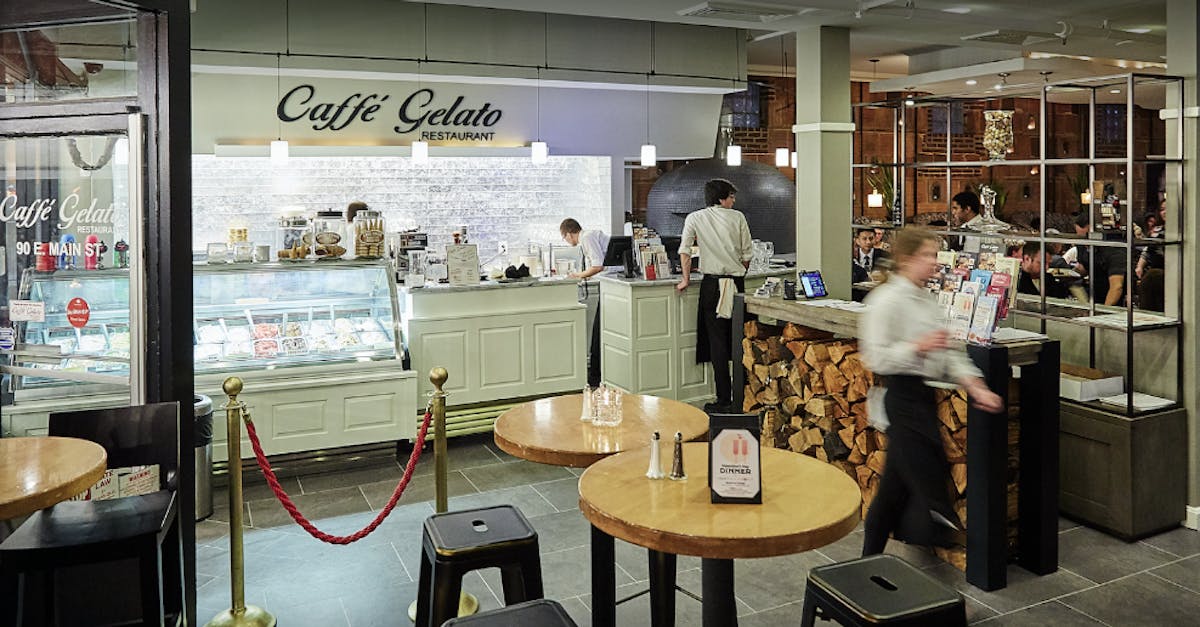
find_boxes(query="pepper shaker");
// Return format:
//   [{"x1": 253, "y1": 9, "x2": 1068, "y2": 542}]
[
  {"x1": 645, "y1": 431, "x2": 665, "y2": 479},
  {"x1": 668, "y1": 431, "x2": 686, "y2": 481}
]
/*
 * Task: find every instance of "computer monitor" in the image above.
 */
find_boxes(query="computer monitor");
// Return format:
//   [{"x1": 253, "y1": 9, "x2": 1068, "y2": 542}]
[
  {"x1": 661, "y1": 236, "x2": 683, "y2": 274},
  {"x1": 602, "y1": 235, "x2": 638, "y2": 278}
]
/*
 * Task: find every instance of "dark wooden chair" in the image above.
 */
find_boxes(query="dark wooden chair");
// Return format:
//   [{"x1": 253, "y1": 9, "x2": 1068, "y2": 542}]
[{"x1": 0, "y1": 402, "x2": 183, "y2": 626}]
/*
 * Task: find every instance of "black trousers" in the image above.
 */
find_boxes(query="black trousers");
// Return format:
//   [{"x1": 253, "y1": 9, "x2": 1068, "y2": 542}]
[
  {"x1": 697, "y1": 275, "x2": 745, "y2": 406},
  {"x1": 588, "y1": 301, "x2": 601, "y2": 387},
  {"x1": 862, "y1": 377, "x2": 959, "y2": 555}
]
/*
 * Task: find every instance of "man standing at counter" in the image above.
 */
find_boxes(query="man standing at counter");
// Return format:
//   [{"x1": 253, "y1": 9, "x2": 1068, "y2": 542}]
[
  {"x1": 675, "y1": 179, "x2": 753, "y2": 413},
  {"x1": 560, "y1": 218, "x2": 610, "y2": 387}
]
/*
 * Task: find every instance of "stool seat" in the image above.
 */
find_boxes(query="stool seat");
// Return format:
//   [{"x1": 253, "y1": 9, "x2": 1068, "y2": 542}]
[
  {"x1": 416, "y1": 505, "x2": 544, "y2": 627},
  {"x1": 425, "y1": 505, "x2": 537, "y2": 556},
  {"x1": 802, "y1": 554, "x2": 966, "y2": 627},
  {"x1": 442, "y1": 599, "x2": 577, "y2": 626}
]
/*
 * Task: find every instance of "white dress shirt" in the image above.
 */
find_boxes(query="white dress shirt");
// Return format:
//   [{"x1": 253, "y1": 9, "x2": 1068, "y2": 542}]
[
  {"x1": 859, "y1": 277, "x2": 982, "y2": 383},
  {"x1": 679, "y1": 205, "x2": 753, "y2": 276},
  {"x1": 579, "y1": 229, "x2": 611, "y2": 270}
]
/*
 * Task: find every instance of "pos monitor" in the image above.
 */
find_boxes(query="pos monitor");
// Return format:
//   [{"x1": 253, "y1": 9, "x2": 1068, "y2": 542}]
[{"x1": 602, "y1": 236, "x2": 637, "y2": 278}]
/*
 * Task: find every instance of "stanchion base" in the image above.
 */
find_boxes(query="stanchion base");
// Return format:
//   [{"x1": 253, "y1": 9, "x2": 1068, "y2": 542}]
[
  {"x1": 204, "y1": 605, "x2": 277, "y2": 627},
  {"x1": 406, "y1": 593, "x2": 480, "y2": 622}
]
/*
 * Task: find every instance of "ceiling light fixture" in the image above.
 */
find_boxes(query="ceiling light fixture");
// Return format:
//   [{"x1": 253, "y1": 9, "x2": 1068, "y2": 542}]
[
  {"x1": 774, "y1": 38, "x2": 791, "y2": 167},
  {"x1": 726, "y1": 144, "x2": 742, "y2": 166},
  {"x1": 965, "y1": 79, "x2": 977, "y2": 86},
  {"x1": 942, "y1": 6, "x2": 972, "y2": 14},
  {"x1": 532, "y1": 14, "x2": 550, "y2": 165},
  {"x1": 1110, "y1": 88, "x2": 1122, "y2": 94},
  {"x1": 271, "y1": 53, "x2": 288, "y2": 164},
  {"x1": 1123, "y1": 27, "x2": 1152, "y2": 34},
  {"x1": 994, "y1": 72, "x2": 1009, "y2": 92}
]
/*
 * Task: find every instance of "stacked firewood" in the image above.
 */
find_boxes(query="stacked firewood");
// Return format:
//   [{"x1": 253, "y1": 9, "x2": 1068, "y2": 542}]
[{"x1": 744, "y1": 320, "x2": 1017, "y2": 571}]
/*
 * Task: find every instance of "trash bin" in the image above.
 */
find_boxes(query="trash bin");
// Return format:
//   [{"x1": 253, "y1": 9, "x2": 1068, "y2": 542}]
[{"x1": 194, "y1": 394, "x2": 214, "y2": 521}]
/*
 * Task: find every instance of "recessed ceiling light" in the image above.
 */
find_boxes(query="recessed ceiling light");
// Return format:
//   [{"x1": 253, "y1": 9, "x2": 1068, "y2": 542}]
[
  {"x1": 1110, "y1": 89, "x2": 1122, "y2": 94},
  {"x1": 1123, "y1": 27, "x2": 1152, "y2": 34},
  {"x1": 942, "y1": 7, "x2": 972, "y2": 14},
  {"x1": 965, "y1": 79, "x2": 977, "y2": 86}
]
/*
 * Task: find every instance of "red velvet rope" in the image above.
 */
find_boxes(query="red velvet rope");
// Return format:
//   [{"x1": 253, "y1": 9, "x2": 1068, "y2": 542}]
[{"x1": 242, "y1": 407, "x2": 433, "y2": 544}]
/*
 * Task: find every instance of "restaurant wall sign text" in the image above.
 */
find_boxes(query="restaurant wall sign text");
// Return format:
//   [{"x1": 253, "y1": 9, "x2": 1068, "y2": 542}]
[{"x1": 277, "y1": 85, "x2": 504, "y2": 142}]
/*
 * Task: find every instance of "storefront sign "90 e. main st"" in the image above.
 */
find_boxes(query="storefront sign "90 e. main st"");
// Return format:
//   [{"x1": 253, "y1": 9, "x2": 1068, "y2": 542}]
[{"x1": 277, "y1": 85, "x2": 503, "y2": 141}]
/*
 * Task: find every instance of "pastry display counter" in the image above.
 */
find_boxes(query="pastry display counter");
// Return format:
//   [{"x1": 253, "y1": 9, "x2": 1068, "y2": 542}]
[{"x1": 2, "y1": 261, "x2": 416, "y2": 459}]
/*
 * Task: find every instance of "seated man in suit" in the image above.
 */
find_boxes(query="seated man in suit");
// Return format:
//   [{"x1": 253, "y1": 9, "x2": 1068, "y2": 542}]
[
  {"x1": 852, "y1": 229, "x2": 889, "y2": 284},
  {"x1": 1017, "y1": 241, "x2": 1069, "y2": 298}
]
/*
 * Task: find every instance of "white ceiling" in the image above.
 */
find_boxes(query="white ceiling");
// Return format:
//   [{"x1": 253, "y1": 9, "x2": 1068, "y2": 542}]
[{"x1": 409, "y1": 1, "x2": 1167, "y2": 81}]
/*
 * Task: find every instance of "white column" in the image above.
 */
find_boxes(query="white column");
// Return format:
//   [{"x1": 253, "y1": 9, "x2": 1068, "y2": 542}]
[
  {"x1": 1167, "y1": 0, "x2": 1200, "y2": 528},
  {"x1": 794, "y1": 27, "x2": 853, "y2": 299}
]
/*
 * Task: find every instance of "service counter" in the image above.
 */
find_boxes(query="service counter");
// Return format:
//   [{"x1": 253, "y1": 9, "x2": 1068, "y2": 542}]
[
  {"x1": 597, "y1": 268, "x2": 790, "y2": 404},
  {"x1": 400, "y1": 278, "x2": 587, "y2": 437},
  {"x1": 737, "y1": 294, "x2": 1060, "y2": 592}
]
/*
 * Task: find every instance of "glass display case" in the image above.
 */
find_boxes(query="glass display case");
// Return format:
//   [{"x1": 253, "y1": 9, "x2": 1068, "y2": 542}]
[
  {"x1": 8, "y1": 268, "x2": 132, "y2": 397},
  {"x1": 6, "y1": 261, "x2": 402, "y2": 399},
  {"x1": 192, "y1": 261, "x2": 402, "y2": 372}
]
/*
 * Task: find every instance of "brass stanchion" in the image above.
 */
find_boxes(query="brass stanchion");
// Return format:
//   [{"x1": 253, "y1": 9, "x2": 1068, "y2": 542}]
[
  {"x1": 206, "y1": 377, "x2": 276, "y2": 627},
  {"x1": 409, "y1": 367, "x2": 479, "y2": 622}
]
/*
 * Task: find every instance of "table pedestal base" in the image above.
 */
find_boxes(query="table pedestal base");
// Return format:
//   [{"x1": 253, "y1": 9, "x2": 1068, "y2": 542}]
[{"x1": 702, "y1": 558, "x2": 736, "y2": 626}]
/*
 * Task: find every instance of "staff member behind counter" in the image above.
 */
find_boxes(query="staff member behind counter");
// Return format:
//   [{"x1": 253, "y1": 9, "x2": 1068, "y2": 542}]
[
  {"x1": 560, "y1": 218, "x2": 612, "y2": 387},
  {"x1": 675, "y1": 178, "x2": 753, "y2": 414}
]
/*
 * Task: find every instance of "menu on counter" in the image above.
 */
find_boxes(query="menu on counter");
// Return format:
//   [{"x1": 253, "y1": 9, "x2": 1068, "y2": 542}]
[{"x1": 446, "y1": 244, "x2": 481, "y2": 286}]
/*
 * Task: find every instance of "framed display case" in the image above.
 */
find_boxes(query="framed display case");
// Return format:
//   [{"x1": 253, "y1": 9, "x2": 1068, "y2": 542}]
[{"x1": 853, "y1": 73, "x2": 1188, "y2": 538}]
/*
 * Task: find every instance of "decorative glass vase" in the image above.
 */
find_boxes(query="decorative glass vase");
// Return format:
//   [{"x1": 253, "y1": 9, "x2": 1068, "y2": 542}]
[{"x1": 983, "y1": 110, "x2": 1014, "y2": 161}]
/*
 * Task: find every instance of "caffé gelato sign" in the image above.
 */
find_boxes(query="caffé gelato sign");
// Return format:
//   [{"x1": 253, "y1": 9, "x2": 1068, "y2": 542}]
[{"x1": 277, "y1": 85, "x2": 504, "y2": 141}]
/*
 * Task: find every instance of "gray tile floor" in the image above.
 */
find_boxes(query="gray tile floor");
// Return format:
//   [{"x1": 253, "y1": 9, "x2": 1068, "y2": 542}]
[{"x1": 196, "y1": 435, "x2": 1200, "y2": 626}]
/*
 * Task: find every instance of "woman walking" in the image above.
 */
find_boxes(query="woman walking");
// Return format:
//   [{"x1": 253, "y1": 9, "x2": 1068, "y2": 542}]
[{"x1": 859, "y1": 227, "x2": 1004, "y2": 555}]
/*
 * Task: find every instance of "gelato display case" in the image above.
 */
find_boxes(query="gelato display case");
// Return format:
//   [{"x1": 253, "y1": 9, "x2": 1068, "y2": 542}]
[{"x1": 3, "y1": 261, "x2": 417, "y2": 457}]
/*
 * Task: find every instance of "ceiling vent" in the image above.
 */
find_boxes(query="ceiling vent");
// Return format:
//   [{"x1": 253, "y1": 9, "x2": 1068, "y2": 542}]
[
  {"x1": 961, "y1": 29, "x2": 1058, "y2": 47},
  {"x1": 678, "y1": 1, "x2": 796, "y2": 23}
]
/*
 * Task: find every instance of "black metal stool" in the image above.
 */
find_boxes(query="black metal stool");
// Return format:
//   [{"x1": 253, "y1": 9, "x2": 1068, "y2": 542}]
[
  {"x1": 415, "y1": 505, "x2": 544, "y2": 627},
  {"x1": 442, "y1": 599, "x2": 577, "y2": 626},
  {"x1": 801, "y1": 554, "x2": 966, "y2": 627}
]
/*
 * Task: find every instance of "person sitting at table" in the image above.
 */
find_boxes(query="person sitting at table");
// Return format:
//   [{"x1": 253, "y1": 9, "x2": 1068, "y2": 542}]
[
  {"x1": 1017, "y1": 241, "x2": 1069, "y2": 298},
  {"x1": 859, "y1": 227, "x2": 1003, "y2": 556},
  {"x1": 852, "y1": 229, "x2": 889, "y2": 284},
  {"x1": 1072, "y1": 213, "x2": 1128, "y2": 306},
  {"x1": 949, "y1": 191, "x2": 981, "y2": 251}
]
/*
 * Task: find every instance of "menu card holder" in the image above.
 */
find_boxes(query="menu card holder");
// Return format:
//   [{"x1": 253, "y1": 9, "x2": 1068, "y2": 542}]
[{"x1": 708, "y1": 413, "x2": 762, "y2": 504}]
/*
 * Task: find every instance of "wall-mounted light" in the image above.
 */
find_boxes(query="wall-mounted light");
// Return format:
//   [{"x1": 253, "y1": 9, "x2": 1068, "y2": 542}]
[
  {"x1": 1030, "y1": 166, "x2": 1039, "y2": 175},
  {"x1": 1081, "y1": 191, "x2": 1093, "y2": 204},
  {"x1": 867, "y1": 189, "x2": 884, "y2": 208},
  {"x1": 726, "y1": 145, "x2": 742, "y2": 166}
]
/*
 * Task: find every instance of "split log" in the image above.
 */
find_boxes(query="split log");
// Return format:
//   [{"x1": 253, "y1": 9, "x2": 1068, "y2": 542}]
[
  {"x1": 951, "y1": 463, "x2": 968, "y2": 495},
  {"x1": 782, "y1": 396, "x2": 805, "y2": 417},
  {"x1": 822, "y1": 364, "x2": 849, "y2": 396},
  {"x1": 782, "y1": 323, "x2": 834, "y2": 342},
  {"x1": 866, "y1": 450, "x2": 887, "y2": 475},
  {"x1": 764, "y1": 336, "x2": 790, "y2": 364},
  {"x1": 744, "y1": 319, "x2": 774, "y2": 339},
  {"x1": 805, "y1": 397, "x2": 837, "y2": 418},
  {"x1": 803, "y1": 343, "x2": 831, "y2": 370},
  {"x1": 786, "y1": 341, "x2": 808, "y2": 359},
  {"x1": 768, "y1": 361, "x2": 790, "y2": 381},
  {"x1": 838, "y1": 425, "x2": 856, "y2": 449},
  {"x1": 941, "y1": 428, "x2": 966, "y2": 463},
  {"x1": 824, "y1": 430, "x2": 851, "y2": 460},
  {"x1": 950, "y1": 394, "x2": 968, "y2": 422},
  {"x1": 828, "y1": 343, "x2": 854, "y2": 365}
]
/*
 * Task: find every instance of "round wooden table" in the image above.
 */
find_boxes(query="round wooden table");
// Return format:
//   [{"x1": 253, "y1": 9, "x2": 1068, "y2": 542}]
[
  {"x1": 579, "y1": 442, "x2": 861, "y2": 626},
  {"x1": 493, "y1": 393, "x2": 709, "y2": 467},
  {"x1": 0, "y1": 437, "x2": 107, "y2": 520}
]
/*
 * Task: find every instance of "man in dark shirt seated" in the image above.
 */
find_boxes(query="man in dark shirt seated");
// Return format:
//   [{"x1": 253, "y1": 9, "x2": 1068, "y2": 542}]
[
  {"x1": 1072, "y1": 214, "x2": 1128, "y2": 306},
  {"x1": 1017, "y1": 241, "x2": 1069, "y2": 298},
  {"x1": 852, "y1": 229, "x2": 889, "y2": 284}
]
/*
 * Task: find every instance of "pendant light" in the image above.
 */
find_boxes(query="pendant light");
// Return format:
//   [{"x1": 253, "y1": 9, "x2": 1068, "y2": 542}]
[
  {"x1": 774, "y1": 39, "x2": 790, "y2": 167},
  {"x1": 641, "y1": 73, "x2": 656, "y2": 167},
  {"x1": 641, "y1": 27, "x2": 657, "y2": 167},
  {"x1": 271, "y1": 53, "x2": 288, "y2": 163},
  {"x1": 531, "y1": 65, "x2": 549, "y2": 164},
  {"x1": 411, "y1": 56, "x2": 429, "y2": 163},
  {"x1": 726, "y1": 145, "x2": 742, "y2": 166}
]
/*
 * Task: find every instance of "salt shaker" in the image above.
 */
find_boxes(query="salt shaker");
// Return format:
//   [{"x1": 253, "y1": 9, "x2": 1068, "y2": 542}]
[{"x1": 645, "y1": 431, "x2": 665, "y2": 479}]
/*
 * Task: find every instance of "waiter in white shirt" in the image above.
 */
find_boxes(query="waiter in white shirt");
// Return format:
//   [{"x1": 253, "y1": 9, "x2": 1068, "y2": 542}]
[
  {"x1": 675, "y1": 179, "x2": 753, "y2": 414},
  {"x1": 561, "y1": 218, "x2": 611, "y2": 387}
]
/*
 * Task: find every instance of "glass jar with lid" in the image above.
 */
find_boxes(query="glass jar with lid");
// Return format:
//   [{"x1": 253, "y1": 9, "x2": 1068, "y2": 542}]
[
  {"x1": 353, "y1": 209, "x2": 386, "y2": 260},
  {"x1": 276, "y1": 209, "x2": 311, "y2": 261},
  {"x1": 312, "y1": 210, "x2": 347, "y2": 260}
]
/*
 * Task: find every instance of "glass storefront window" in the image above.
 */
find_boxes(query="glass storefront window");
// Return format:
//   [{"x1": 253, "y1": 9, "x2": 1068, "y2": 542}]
[{"x1": 2, "y1": 20, "x2": 138, "y2": 104}]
